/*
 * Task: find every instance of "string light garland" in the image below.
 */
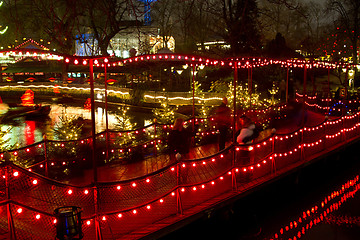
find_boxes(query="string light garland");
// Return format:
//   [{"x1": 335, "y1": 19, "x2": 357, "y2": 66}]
[{"x1": 0, "y1": 47, "x2": 359, "y2": 69}]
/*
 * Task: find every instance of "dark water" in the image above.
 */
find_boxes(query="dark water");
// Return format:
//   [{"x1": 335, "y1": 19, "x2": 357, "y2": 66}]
[
  {"x1": 0, "y1": 101, "x2": 154, "y2": 147},
  {"x1": 160, "y1": 142, "x2": 360, "y2": 240}
]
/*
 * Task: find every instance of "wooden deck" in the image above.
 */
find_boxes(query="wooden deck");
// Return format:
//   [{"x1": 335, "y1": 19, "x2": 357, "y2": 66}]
[
  {"x1": 66, "y1": 110, "x2": 326, "y2": 186},
  {"x1": 66, "y1": 142, "x2": 224, "y2": 185}
]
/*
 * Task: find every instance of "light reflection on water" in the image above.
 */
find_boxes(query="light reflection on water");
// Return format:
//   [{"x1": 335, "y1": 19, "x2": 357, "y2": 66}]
[{"x1": 1, "y1": 103, "x2": 142, "y2": 147}]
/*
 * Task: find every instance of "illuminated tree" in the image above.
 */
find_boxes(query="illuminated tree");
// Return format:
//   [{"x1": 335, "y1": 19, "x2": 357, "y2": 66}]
[
  {"x1": 190, "y1": 80, "x2": 204, "y2": 96},
  {"x1": 152, "y1": 99, "x2": 175, "y2": 124},
  {"x1": 209, "y1": 79, "x2": 230, "y2": 93},
  {"x1": 327, "y1": 0, "x2": 360, "y2": 65},
  {"x1": 226, "y1": 80, "x2": 275, "y2": 112},
  {"x1": 113, "y1": 107, "x2": 137, "y2": 156},
  {"x1": 50, "y1": 115, "x2": 84, "y2": 169},
  {"x1": 268, "y1": 81, "x2": 280, "y2": 105},
  {"x1": 0, "y1": 127, "x2": 14, "y2": 152},
  {"x1": 114, "y1": 106, "x2": 136, "y2": 131},
  {"x1": 53, "y1": 115, "x2": 83, "y2": 141}
]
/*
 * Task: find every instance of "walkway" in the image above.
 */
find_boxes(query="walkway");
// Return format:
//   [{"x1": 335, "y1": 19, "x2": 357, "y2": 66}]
[
  {"x1": 66, "y1": 109, "x2": 326, "y2": 186},
  {"x1": 1, "y1": 107, "x2": 356, "y2": 240}
]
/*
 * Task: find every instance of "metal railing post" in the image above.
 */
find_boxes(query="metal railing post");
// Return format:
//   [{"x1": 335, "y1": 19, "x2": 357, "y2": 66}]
[
  {"x1": 232, "y1": 146, "x2": 237, "y2": 192},
  {"x1": 94, "y1": 186, "x2": 102, "y2": 240},
  {"x1": 301, "y1": 128, "x2": 305, "y2": 161},
  {"x1": 5, "y1": 160, "x2": 16, "y2": 239},
  {"x1": 153, "y1": 121, "x2": 157, "y2": 157},
  {"x1": 43, "y1": 135, "x2": 48, "y2": 177},
  {"x1": 176, "y1": 162, "x2": 183, "y2": 215}
]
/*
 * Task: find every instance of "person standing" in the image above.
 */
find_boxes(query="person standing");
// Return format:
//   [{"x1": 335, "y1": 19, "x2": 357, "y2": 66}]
[
  {"x1": 168, "y1": 118, "x2": 197, "y2": 160},
  {"x1": 213, "y1": 97, "x2": 232, "y2": 151}
]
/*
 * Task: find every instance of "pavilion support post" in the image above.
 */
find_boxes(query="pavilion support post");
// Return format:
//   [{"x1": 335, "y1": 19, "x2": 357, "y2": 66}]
[
  {"x1": 192, "y1": 65, "x2": 196, "y2": 122},
  {"x1": 302, "y1": 64, "x2": 307, "y2": 126},
  {"x1": 327, "y1": 68, "x2": 331, "y2": 114},
  {"x1": 328, "y1": 68, "x2": 331, "y2": 98},
  {"x1": 153, "y1": 119, "x2": 157, "y2": 157},
  {"x1": 301, "y1": 127, "x2": 305, "y2": 161},
  {"x1": 232, "y1": 63, "x2": 238, "y2": 192},
  {"x1": 345, "y1": 66, "x2": 349, "y2": 98},
  {"x1": 90, "y1": 59, "x2": 98, "y2": 183},
  {"x1": 191, "y1": 65, "x2": 196, "y2": 148},
  {"x1": 104, "y1": 63, "x2": 109, "y2": 163},
  {"x1": 248, "y1": 66, "x2": 252, "y2": 108},
  {"x1": 233, "y1": 64, "x2": 238, "y2": 142},
  {"x1": 286, "y1": 67, "x2": 289, "y2": 102},
  {"x1": 303, "y1": 64, "x2": 307, "y2": 99},
  {"x1": 90, "y1": 59, "x2": 102, "y2": 240}
]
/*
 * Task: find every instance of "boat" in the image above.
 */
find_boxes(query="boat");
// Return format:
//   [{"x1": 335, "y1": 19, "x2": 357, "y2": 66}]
[
  {"x1": 0, "y1": 104, "x2": 51, "y2": 122},
  {"x1": 25, "y1": 105, "x2": 51, "y2": 119}
]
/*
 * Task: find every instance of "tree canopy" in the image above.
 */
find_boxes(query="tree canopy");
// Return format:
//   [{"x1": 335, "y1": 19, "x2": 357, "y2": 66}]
[{"x1": 0, "y1": 0, "x2": 356, "y2": 62}]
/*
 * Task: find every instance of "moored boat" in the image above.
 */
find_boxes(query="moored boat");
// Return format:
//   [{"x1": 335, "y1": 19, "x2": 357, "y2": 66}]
[{"x1": 0, "y1": 104, "x2": 51, "y2": 122}]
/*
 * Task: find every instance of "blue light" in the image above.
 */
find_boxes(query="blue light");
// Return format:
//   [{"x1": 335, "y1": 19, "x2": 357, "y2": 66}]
[
  {"x1": 138, "y1": 0, "x2": 157, "y2": 25},
  {"x1": 329, "y1": 102, "x2": 349, "y2": 115}
]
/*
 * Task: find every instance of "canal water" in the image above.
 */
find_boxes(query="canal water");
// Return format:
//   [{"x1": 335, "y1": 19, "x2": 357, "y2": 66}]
[
  {"x1": 160, "y1": 142, "x2": 360, "y2": 240},
  {"x1": 0, "y1": 99, "x2": 154, "y2": 147}
]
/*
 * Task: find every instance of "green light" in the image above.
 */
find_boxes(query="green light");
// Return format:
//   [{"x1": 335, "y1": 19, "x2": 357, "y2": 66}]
[
  {"x1": 0, "y1": 1, "x2": 7, "y2": 34},
  {"x1": 0, "y1": 26, "x2": 8, "y2": 34}
]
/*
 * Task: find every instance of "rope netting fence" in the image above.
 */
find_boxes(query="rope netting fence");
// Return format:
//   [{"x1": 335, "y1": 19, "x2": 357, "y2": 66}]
[{"x1": 0, "y1": 95, "x2": 360, "y2": 239}]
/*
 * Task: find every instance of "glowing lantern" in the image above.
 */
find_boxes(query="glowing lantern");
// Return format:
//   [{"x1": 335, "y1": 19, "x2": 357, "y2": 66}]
[
  {"x1": 84, "y1": 98, "x2": 91, "y2": 110},
  {"x1": 106, "y1": 79, "x2": 116, "y2": 85},
  {"x1": 21, "y1": 89, "x2": 34, "y2": 106},
  {"x1": 53, "y1": 84, "x2": 60, "y2": 94},
  {"x1": 48, "y1": 77, "x2": 56, "y2": 82},
  {"x1": 67, "y1": 78, "x2": 75, "y2": 84},
  {"x1": 5, "y1": 77, "x2": 13, "y2": 82},
  {"x1": 26, "y1": 77, "x2": 36, "y2": 82}
]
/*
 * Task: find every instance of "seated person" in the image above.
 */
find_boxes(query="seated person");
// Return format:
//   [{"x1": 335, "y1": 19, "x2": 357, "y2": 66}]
[{"x1": 237, "y1": 115, "x2": 258, "y2": 144}]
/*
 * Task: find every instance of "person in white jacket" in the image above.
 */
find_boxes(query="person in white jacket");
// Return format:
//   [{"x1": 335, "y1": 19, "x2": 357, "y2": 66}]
[{"x1": 237, "y1": 115, "x2": 256, "y2": 144}]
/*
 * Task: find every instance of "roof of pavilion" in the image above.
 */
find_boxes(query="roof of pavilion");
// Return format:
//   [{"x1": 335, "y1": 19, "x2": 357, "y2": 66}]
[
  {"x1": 0, "y1": 39, "x2": 66, "y2": 60},
  {"x1": 14, "y1": 39, "x2": 49, "y2": 51}
]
